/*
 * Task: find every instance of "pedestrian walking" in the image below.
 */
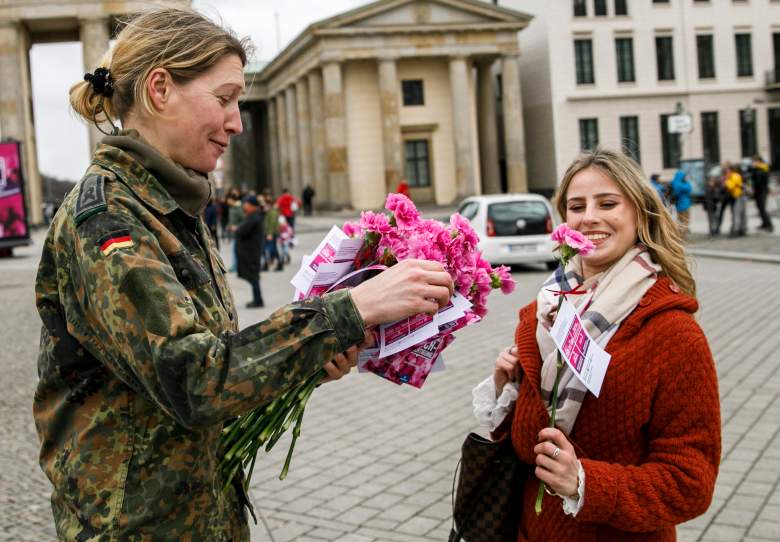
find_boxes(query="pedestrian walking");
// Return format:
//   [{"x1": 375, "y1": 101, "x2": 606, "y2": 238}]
[
  {"x1": 275, "y1": 187, "x2": 299, "y2": 231},
  {"x1": 302, "y1": 184, "x2": 315, "y2": 216},
  {"x1": 263, "y1": 193, "x2": 283, "y2": 271},
  {"x1": 670, "y1": 169, "x2": 692, "y2": 234},
  {"x1": 717, "y1": 163, "x2": 746, "y2": 237},
  {"x1": 472, "y1": 148, "x2": 720, "y2": 542},
  {"x1": 750, "y1": 155, "x2": 774, "y2": 232},
  {"x1": 34, "y1": 7, "x2": 454, "y2": 541},
  {"x1": 704, "y1": 175, "x2": 722, "y2": 236},
  {"x1": 235, "y1": 194, "x2": 265, "y2": 308},
  {"x1": 649, "y1": 173, "x2": 667, "y2": 206}
]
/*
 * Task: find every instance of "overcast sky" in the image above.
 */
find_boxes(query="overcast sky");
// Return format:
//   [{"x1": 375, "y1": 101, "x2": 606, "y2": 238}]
[{"x1": 31, "y1": 0, "x2": 367, "y2": 181}]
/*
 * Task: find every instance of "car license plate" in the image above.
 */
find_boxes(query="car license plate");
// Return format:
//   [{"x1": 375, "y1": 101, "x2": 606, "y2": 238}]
[{"x1": 508, "y1": 243, "x2": 538, "y2": 253}]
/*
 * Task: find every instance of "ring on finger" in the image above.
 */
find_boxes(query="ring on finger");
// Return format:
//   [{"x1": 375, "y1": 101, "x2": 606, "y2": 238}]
[{"x1": 552, "y1": 447, "x2": 561, "y2": 459}]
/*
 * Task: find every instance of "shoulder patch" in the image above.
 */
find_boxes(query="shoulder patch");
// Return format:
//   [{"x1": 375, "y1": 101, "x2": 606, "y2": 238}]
[{"x1": 75, "y1": 175, "x2": 107, "y2": 226}]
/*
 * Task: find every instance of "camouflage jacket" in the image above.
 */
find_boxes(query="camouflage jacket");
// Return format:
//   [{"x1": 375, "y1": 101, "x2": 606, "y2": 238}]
[{"x1": 34, "y1": 143, "x2": 366, "y2": 542}]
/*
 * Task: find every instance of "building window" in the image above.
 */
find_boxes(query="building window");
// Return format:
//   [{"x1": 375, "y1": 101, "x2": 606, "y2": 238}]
[
  {"x1": 405, "y1": 139, "x2": 431, "y2": 187},
  {"x1": 595, "y1": 0, "x2": 608, "y2": 16},
  {"x1": 615, "y1": 38, "x2": 635, "y2": 82},
  {"x1": 574, "y1": 39, "x2": 595, "y2": 85},
  {"x1": 401, "y1": 80, "x2": 424, "y2": 106},
  {"x1": 740, "y1": 109, "x2": 757, "y2": 158},
  {"x1": 660, "y1": 114, "x2": 681, "y2": 169},
  {"x1": 573, "y1": 0, "x2": 587, "y2": 16},
  {"x1": 701, "y1": 112, "x2": 720, "y2": 166},
  {"x1": 696, "y1": 35, "x2": 716, "y2": 79},
  {"x1": 579, "y1": 118, "x2": 599, "y2": 151},
  {"x1": 656, "y1": 36, "x2": 675, "y2": 81},
  {"x1": 735, "y1": 33, "x2": 753, "y2": 77},
  {"x1": 620, "y1": 116, "x2": 641, "y2": 164},
  {"x1": 614, "y1": 0, "x2": 628, "y2": 15},
  {"x1": 775, "y1": 33, "x2": 780, "y2": 81}
]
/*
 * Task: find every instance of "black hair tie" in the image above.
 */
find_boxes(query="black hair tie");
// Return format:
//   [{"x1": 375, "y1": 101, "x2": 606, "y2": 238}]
[{"x1": 84, "y1": 67, "x2": 114, "y2": 98}]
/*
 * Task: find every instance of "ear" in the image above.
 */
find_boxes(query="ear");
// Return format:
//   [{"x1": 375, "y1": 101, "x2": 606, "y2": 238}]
[{"x1": 146, "y1": 68, "x2": 174, "y2": 112}]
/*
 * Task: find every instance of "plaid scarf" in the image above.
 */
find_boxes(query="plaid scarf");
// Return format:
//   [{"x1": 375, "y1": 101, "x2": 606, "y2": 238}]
[{"x1": 536, "y1": 245, "x2": 661, "y2": 435}]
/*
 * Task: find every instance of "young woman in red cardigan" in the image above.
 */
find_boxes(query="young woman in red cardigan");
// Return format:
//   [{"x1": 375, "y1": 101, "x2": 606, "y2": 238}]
[{"x1": 473, "y1": 148, "x2": 721, "y2": 541}]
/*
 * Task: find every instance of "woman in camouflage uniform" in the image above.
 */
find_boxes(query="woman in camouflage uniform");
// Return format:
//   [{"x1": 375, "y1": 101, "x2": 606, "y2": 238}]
[{"x1": 34, "y1": 8, "x2": 453, "y2": 541}]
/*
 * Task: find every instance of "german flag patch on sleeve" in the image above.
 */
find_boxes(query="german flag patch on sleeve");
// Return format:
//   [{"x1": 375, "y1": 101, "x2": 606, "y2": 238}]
[{"x1": 97, "y1": 229, "x2": 134, "y2": 256}]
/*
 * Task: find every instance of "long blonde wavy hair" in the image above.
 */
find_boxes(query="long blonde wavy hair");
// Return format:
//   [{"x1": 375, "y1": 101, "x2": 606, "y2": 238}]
[
  {"x1": 69, "y1": 7, "x2": 252, "y2": 126},
  {"x1": 553, "y1": 147, "x2": 696, "y2": 298}
]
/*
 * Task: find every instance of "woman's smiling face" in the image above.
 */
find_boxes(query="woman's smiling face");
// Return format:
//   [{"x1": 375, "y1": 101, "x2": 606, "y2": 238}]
[{"x1": 564, "y1": 166, "x2": 638, "y2": 279}]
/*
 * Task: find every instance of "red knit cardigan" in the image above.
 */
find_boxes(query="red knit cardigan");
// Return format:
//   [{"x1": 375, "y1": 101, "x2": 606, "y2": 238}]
[{"x1": 507, "y1": 277, "x2": 721, "y2": 542}]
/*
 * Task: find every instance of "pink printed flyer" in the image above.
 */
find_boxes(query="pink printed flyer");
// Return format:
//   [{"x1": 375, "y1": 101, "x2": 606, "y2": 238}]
[{"x1": 549, "y1": 299, "x2": 612, "y2": 397}]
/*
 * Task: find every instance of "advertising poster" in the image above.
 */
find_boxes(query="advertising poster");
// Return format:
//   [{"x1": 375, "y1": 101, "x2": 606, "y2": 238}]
[{"x1": 0, "y1": 141, "x2": 30, "y2": 246}]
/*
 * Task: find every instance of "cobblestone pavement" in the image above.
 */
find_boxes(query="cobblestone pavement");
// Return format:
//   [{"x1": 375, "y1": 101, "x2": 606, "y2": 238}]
[{"x1": 2, "y1": 223, "x2": 779, "y2": 541}]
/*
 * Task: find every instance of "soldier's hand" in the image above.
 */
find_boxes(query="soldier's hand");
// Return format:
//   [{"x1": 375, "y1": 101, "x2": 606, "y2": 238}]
[
  {"x1": 350, "y1": 259, "x2": 454, "y2": 327},
  {"x1": 321, "y1": 346, "x2": 359, "y2": 384}
]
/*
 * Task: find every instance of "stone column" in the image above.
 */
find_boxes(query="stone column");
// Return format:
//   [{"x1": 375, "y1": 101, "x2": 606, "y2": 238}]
[
  {"x1": 80, "y1": 18, "x2": 111, "y2": 151},
  {"x1": 322, "y1": 61, "x2": 349, "y2": 208},
  {"x1": 501, "y1": 53, "x2": 528, "y2": 193},
  {"x1": 307, "y1": 70, "x2": 327, "y2": 210},
  {"x1": 0, "y1": 22, "x2": 42, "y2": 224},
  {"x1": 275, "y1": 93, "x2": 290, "y2": 190},
  {"x1": 284, "y1": 85, "x2": 301, "y2": 196},
  {"x1": 377, "y1": 57, "x2": 403, "y2": 194},
  {"x1": 477, "y1": 60, "x2": 501, "y2": 194},
  {"x1": 266, "y1": 98, "x2": 281, "y2": 196},
  {"x1": 449, "y1": 56, "x2": 477, "y2": 199},
  {"x1": 295, "y1": 78, "x2": 313, "y2": 198}
]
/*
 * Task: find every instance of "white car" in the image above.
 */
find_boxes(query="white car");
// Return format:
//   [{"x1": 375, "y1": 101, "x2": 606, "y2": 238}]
[{"x1": 455, "y1": 194, "x2": 559, "y2": 270}]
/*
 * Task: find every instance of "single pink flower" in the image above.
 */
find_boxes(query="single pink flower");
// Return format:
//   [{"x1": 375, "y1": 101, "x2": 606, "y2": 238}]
[
  {"x1": 343, "y1": 221, "x2": 362, "y2": 238},
  {"x1": 550, "y1": 223, "x2": 595, "y2": 256},
  {"x1": 385, "y1": 193, "x2": 421, "y2": 228},
  {"x1": 492, "y1": 265, "x2": 516, "y2": 294},
  {"x1": 359, "y1": 211, "x2": 392, "y2": 235}
]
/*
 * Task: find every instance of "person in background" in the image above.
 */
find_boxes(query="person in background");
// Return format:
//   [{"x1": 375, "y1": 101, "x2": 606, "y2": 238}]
[
  {"x1": 395, "y1": 178, "x2": 411, "y2": 199},
  {"x1": 263, "y1": 192, "x2": 283, "y2": 271},
  {"x1": 704, "y1": 175, "x2": 722, "y2": 237},
  {"x1": 235, "y1": 194, "x2": 265, "y2": 308},
  {"x1": 750, "y1": 155, "x2": 774, "y2": 233},
  {"x1": 278, "y1": 214, "x2": 293, "y2": 265},
  {"x1": 472, "y1": 147, "x2": 720, "y2": 542},
  {"x1": 275, "y1": 187, "x2": 299, "y2": 231},
  {"x1": 670, "y1": 169, "x2": 692, "y2": 235},
  {"x1": 649, "y1": 173, "x2": 667, "y2": 206},
  {"x1": 718, "y1": 163, "x2": 745, "y2": 237},
  {"x1": 227, "y1": 192, "x2": 244, "y2": 272},
  {"x1": 302, "y1": 184, "x2": 315, "y2": 216}
]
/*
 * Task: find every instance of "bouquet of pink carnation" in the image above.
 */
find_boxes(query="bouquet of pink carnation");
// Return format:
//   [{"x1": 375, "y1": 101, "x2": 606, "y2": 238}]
[
  {"x1": 343, "y1": 193, "x2": 515, "y2": 386},
  {"x1": 219, "y1": 194, "x2": 514, "y2": 491}
]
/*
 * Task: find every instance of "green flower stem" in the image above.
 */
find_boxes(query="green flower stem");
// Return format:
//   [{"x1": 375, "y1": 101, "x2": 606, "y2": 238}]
[
  {"x1": 219, "y1": 368, "x2": 327, "y2": 492},
  {"x1": 535, "y1": 293, "x2": 566, "y2": 516}
]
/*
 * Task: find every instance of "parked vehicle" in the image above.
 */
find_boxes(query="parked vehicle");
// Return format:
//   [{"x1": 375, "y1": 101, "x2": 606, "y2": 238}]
[{"x1": 455, "y1": 193, "x2": 558, "y2": 269}]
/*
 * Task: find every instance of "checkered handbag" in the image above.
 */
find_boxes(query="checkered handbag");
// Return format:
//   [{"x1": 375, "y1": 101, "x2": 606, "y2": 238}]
[{"x1": 449, "y1": 433, "x2": 526, "y2": 542}]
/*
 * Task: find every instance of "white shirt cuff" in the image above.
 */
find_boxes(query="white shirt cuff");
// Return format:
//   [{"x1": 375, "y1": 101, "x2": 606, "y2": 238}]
[
  {"x1": 562, "y1": 460, "x2": 586, "y2": 516},
  {"x1": 472, "y1": 375, "x2": 518, "y2": 432}
]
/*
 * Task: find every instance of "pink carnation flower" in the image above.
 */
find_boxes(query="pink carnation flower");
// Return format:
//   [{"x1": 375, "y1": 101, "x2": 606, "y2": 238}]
[
  {"x1": 343, "y1": 221, "x2": 362, "y2": 238},
  {"x1": 359, "y1": 211, "x2": 391, "y2": 235},
  {"x1": 385, "y1": 193, "x2": 421, "y2": 228},
  {"x1": 551, "y1": 223, "x2": 595, "y2": 256}
]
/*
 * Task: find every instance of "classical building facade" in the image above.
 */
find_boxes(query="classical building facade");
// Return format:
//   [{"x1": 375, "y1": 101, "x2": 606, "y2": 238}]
[
  {"x1": 0, "y1": 0, "x2": 187, "y2": 224},
  {"x1": 505, "y1": 0, "x2": 780, "y2": 190},
  {"x1": 231, "y1": 0, "x2": 532, "y2": 209}
]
